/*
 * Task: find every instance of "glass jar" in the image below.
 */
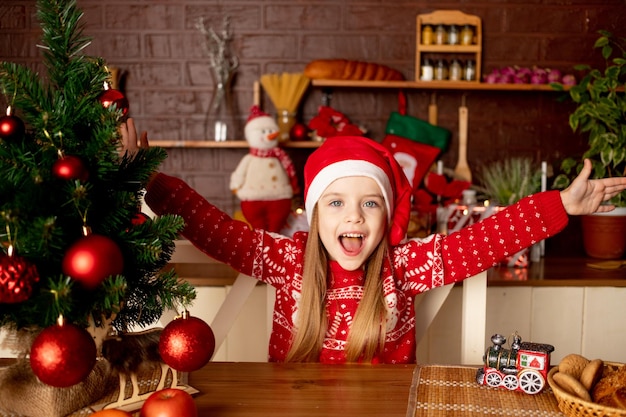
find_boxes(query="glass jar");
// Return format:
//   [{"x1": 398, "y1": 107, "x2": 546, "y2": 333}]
[
  {"x1": 449, "y1": 59, "x2": 462, "y2": 81},
  {"x1": 277, "y1": 110, "x2": 297, "y2": 142},
  {"x1": 434, "y1": 24, "x2": 447, "y2": 45},
  {"x1": 462, "y1": 189, "x2": 477, "y2": 206},
  {"x1": 422, "y1": 25, "x2": 433, "y2": 45},
  {"x1": 421, "y1": 58, "x2": 434, "y2": 81},
  {"x1": 463, "y1": 60, "x2": 476, "y2": 81},
  {"x1": 461, "y1": 25, "x2": 474, "y2": 45},
  {"x1": 434, "y1": 59, "x2": 448, "y2": 81},
  {"x1": 448, "y1": 25, "x2": 459, "y2": 45}
]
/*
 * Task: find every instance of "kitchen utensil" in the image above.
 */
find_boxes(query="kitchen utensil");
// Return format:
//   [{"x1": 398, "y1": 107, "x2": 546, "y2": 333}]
[
  {"x1": 428, "y1": 93, "x2": 438, "y2": 125},
  {"x1": 454, "y1": 100, "x2": 472, "y2": 182}
]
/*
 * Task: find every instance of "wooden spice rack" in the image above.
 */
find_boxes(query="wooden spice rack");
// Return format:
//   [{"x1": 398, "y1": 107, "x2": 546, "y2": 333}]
[{"x1": 415, "y1": 10, "x2": 482, "y2": 82}]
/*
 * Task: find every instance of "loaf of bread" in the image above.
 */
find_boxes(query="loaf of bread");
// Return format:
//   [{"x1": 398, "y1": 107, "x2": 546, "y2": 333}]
[
  {"x1": 592, "y1": 365, "x2": 626, "y2": 408},
  {"x1": 304, "y1": 59, "x2": 405, "y2": 81}
]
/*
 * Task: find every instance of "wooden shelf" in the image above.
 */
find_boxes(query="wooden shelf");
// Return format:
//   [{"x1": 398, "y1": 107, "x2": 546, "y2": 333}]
[
  {"x1": 311, "y1": 79, "x2": 567, "y2": 92},
  {"x1": 418, "y1": 44, "x2": 481, "y2": 53},
  {"x1": 150, "y1": 140, "x2": 323, "y2": 149}
]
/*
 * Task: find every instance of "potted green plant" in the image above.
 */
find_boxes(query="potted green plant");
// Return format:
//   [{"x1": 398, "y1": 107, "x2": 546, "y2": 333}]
[
  {"x1": 478, "y1": 157, "x2": 542, "y2": 206},
  {"x1": 552, "y1": 30, "x2": 626, "y2": 259},
  {"x1": 477, "y1": 157, "x2": 542, "y2": 267}
]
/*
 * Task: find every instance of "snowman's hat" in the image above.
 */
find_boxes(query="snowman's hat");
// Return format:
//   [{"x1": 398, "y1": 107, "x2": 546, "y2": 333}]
[{"x1": 246, "y1": 105, "x2": 271, "y2": 124}]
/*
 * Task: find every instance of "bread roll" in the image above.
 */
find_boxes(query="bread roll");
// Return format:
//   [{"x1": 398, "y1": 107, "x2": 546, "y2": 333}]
[
  {"x1": 304, "y1": 59, "x2": 405, "y2": 81},
  {"x1": 593, "y1": 365, "x2": 626, "y2": 404},
  {"x1": 580, "y1": 359, "x2": 604, "y2": 391},
  {"x1": 553, "y1": 371, "x2": 592, "y2": 402},
  {"x1": 613, "y1": 387, "x2": 626, "y2": 409},
  {"x1": 558, "y1": 353, "x2": 590, "y2": 380}
]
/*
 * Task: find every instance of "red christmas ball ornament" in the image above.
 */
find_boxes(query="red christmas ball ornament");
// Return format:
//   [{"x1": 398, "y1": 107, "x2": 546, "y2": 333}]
[
  {"x1": 0, "y1": 253, "x2": 39, "y2": 304},
  {"x1": 131, "y1": 212, "x2": 150, "y2": 226},
  {"x1": 99, "y1": 88, "x2": 129, "y2": 116},
  {"x1": 62, "y1": 234, "x2": 124, "y2": 289},
  {"x1": 290, "y1": 122, "x2": 310, "y2": 141},
  {"x1": 30, "y1": 319, "x2": 97, "y2": 387},
  {"x1": 159, "y1": 312, "x2": 215, "y2": 372},
  {"x1": 0, "y1": 114, "x2": 25, "y2": 142},
  {"x1": 52, "y1": 155, "x2": 89, "y2": 182}
]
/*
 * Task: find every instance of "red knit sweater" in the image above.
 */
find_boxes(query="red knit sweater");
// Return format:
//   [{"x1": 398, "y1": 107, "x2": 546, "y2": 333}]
[{"x1": 145, "y1": 173, "x2": 569, "y2": 364}]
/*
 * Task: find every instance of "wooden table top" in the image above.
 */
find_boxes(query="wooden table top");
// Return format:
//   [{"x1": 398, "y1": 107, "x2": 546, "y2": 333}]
[
  {"x1": 187, "y1": 362, "x2": 416, "y2": 416},
  {"x1": 0, "y1": 360, "x2": 565, "y2": 416}
]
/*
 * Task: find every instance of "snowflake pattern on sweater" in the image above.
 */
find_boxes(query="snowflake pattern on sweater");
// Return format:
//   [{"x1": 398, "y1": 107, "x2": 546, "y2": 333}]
[{"x1": 145, "y1": 173, "x2": 569, "y2": 364}]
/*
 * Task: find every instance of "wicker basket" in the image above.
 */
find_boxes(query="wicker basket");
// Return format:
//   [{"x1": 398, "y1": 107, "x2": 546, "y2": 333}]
[{"x1": 548, "y1": 362, "x2": 626, "y2": 417}]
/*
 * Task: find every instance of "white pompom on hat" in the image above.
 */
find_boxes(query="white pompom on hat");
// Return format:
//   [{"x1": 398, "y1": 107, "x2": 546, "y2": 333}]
[{"x1": 304, "y1": 136, "x2": 412, "y2": 246}]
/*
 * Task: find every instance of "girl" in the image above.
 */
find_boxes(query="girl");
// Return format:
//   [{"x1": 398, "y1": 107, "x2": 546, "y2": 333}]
[{"x1": 121, "y1": 119, "x2": 626, "y2": 364}]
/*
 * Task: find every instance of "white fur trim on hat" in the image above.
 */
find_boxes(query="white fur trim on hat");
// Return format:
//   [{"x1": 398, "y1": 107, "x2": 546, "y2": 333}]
[{"x1": 305, "y1": 160, "x2": 393, "y2": 226}]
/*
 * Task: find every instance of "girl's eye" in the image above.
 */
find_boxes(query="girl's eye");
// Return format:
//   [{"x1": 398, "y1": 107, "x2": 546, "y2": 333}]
[
  {"x1": 329, "y1": 200, "x2": 342, "y2": 207},
  {"x1": 364, "y1": 200, "x2": 380, "y2": 208}
]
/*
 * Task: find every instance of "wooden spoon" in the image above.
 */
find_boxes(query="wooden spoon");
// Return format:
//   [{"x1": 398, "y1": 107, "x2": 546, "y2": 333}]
[
  {"x1": 428, "y1": 93, "x2": 438, "y2": 126},
  {"x1": 586, "y1": 260, "x2": 626, "y2": 270},
  {"x1": 454, "y1": 104, "x2": 472, "y2": 182}
]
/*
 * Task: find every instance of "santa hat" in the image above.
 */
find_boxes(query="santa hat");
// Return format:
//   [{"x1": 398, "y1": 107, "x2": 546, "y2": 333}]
[
  {"x1": 304, "y1": 136, "x2": 412, "y2": 246},
  {"x1": 246, "y1": 105, "x2": 271, "y2": 124}
]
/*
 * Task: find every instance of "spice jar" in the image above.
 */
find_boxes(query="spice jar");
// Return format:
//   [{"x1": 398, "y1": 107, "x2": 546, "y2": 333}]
[
  {"x1": 434, "y1": 24, "x2": 447, "y2": 45},
  {"x1": 449, "y1": 59, "x2": 462, "y2": 81},
  {"x1": 434, "y1": 59, "x2": 448, "y2": 81},
  {"x1": 448, "y1": 25, "x2": 459, "y2": 45},
  {"x1": 461, "y1": 25, "x2": 474, "y2": 45},
  {"x1": 463, "y1": 60, "x2": 476, "y2": 81},
  {"x1": 421, "y1": 58, "x2": 434, "y2": 81},
  {"x1": 422, "y1": 24, "x2": 433, "y2": 45},
  {"x1": 462, "y1": 189, "x2": 477, "y2": 206}
]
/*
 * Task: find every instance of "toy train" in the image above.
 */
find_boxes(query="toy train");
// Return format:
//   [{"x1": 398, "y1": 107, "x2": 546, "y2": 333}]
[{"x1": 476, "y1": 333, "x2": 554, "y2": 394}]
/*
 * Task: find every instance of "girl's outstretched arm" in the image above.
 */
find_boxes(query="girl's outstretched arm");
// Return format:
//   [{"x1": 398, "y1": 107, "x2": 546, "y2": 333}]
[{"x1": 560, "y1": 159, "x2": 626, "y2": 215}]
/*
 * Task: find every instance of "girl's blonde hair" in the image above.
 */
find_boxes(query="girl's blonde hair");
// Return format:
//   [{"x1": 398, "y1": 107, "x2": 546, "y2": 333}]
[{"x1": 285, "y1": 206, "x2": 388, "y2": 362}]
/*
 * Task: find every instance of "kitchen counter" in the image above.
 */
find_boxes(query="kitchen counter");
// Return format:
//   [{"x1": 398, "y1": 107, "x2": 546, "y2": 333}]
[{"x1": 167, "y1": 248, "x2": 626, "y2": 288}]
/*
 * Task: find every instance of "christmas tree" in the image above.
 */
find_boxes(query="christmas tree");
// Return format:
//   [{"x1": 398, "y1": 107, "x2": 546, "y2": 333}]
[{"x1": 0, "y1": 0, "x2": 195, "y2": 386}]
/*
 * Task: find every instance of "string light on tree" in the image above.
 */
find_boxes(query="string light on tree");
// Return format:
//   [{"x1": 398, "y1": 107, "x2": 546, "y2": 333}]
[
  {"x1": 0, "y1": 106, "x2": 25, "y2": 142},
  {"x1": 29, "y1": 315, "x2": 97, "y2": 387},
  {"x1": 159, "y1": 311, "x2": 215, "y2": 372}
]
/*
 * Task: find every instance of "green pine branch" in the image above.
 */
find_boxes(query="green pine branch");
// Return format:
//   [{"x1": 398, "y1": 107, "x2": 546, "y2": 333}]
[{"x1": 37, "y1": 0, "x2": 93, "y2": 89}]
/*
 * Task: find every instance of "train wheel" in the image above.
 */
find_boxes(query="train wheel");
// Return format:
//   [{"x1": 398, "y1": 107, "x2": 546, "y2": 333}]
[
  {"x1": 476, "y1": 368, "x2": 485, "y2": 385},
  {"x1": 485, "y1": 372, "x2": 502, "y2": 388},
  {"x1": 502, "y1": 374, "x2": 518, "y2": 390},
  {"x1": 519, "y1": 370, "x2": 544, "y2": 394}
]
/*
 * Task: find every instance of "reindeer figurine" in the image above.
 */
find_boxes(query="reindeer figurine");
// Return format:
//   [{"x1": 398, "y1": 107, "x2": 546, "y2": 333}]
[{"x1": 88, "y1": 316, "x2": 196, "y2": 411}]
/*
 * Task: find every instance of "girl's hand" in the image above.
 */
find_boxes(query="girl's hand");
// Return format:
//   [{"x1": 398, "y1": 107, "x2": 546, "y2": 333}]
[
  {"x1": 119, "y1": 118, "x2": 148, "y2": 157},
  {"x1": 560, "y1": 159, "x2": 626, "y2": 215}
]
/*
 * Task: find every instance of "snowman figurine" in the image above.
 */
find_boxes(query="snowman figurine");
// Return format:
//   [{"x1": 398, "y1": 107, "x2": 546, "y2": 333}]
[{"x1": 230, "y1": 105, "x2": 300, "y2": 232}]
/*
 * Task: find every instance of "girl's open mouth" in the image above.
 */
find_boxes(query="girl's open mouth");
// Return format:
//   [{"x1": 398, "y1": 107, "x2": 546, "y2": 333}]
[{"x1": 339, "y1": 233, "x2": 364, "y2": 254}]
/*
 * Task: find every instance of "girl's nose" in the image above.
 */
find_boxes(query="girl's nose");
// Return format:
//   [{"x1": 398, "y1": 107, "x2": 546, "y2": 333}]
[{"x1": 344, "y1": 204, "x2": 364, "y2": 223}]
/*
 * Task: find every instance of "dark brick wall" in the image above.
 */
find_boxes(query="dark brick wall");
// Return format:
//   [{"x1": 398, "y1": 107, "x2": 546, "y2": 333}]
[{"x1": 1, "y1": 0, "x2": 625, "y2": 215}]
